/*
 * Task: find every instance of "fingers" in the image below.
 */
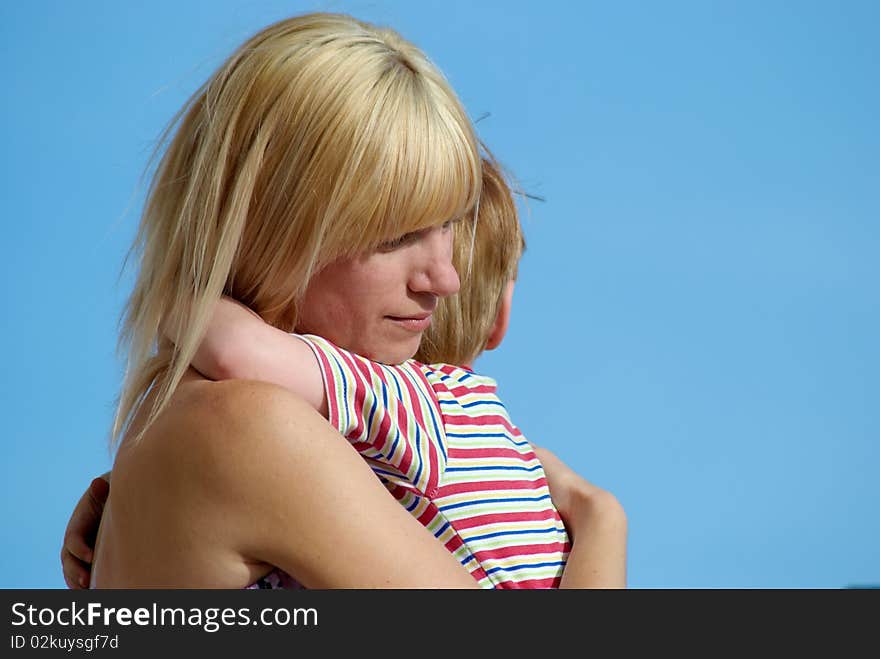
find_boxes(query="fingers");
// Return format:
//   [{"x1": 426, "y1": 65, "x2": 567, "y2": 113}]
[
  {"x1": 61, "y1": 548, "x2": 90, "y2": 589},
  {"x1": 63, "y1": 526, "x2": 94, "y2": 565},
  {"x1": 88, "y1": 476, "x2": 110, "y2": 512},
  {"x1": 60, "y1": 475, "x2": 110, "y2": 590},
  {"x1": 61, "y1": 524, "x2": 94, "y2": 589}
]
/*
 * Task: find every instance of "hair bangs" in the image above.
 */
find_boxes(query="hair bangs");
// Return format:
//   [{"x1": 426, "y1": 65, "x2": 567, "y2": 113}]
[{"x1": 328, "y1": 69, "x2": 482, "y2": 258}]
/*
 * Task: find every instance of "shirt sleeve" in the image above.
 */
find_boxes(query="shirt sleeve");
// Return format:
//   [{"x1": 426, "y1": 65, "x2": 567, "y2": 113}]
[{"x1": 295, "y1": 334, "x2": 446, "y2": 495}]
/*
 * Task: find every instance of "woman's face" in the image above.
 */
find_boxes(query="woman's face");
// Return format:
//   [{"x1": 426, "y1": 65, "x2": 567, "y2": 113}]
[{"x1": 296, "y1": 222, "x2": 460, "y2": 364}]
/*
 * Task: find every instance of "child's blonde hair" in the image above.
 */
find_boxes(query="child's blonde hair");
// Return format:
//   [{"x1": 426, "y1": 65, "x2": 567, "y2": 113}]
[
  {"x1": 114, "y1": 12, "x2": 481, "y2": 446},
  {"x1": 416, "y1": 151, "x2": 525, "y2": 366}
]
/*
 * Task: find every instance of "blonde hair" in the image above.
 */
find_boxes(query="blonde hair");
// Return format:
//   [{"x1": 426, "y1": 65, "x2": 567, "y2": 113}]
[
  {"x1": 113, "y1": 13, "x2": 481, "y2": 446},
  {"x1": 416, "y1": 151, "x2": 525, "y2": 366}
]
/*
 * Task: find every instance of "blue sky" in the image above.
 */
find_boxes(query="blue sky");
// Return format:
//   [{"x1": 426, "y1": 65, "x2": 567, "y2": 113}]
[{"x1": 2, "y1": 0, "x2": 877, "y2": 588}]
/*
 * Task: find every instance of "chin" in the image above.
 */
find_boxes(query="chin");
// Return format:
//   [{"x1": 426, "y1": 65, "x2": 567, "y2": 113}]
[
  {"x1": 368, "y1": 339, "x2": 420, "y2": 365},
  {"x1": 372, "y1": 350, "x2": 416, "y2": 365}
]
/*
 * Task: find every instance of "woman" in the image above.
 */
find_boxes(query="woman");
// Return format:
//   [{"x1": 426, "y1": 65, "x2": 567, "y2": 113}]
[{"x1": 65, "y1": 12, "x2": 626, "y2": 588}]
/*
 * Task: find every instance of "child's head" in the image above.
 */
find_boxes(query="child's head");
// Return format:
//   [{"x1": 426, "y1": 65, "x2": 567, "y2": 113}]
[{"x1": 416, "y1": 151, "x2": 525, "y2": 366}]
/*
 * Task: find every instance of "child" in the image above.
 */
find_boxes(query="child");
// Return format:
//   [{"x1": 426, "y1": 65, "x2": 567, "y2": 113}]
[{"x1": 195, "y1": 155, "x2": 570, "y2": 589}]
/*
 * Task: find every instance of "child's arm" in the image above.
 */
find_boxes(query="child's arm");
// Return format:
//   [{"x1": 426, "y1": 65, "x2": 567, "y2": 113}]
[
  {"x1": 534, "y1": 446, "x2": 628, "y2": 589},
  {"x1": 193, "y1": 297, "x2": 326, "y2": 416}
]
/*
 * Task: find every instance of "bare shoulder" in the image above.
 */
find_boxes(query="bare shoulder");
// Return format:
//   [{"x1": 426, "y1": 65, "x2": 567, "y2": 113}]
[
  {"x1": 96, "y1": 376, "x2": 313, "y2": 587},
  {"x1": 113, "y1": 376, "x2": 319, "y2": 496},
  {"x1": 114, "y1": 379, "x2": 311, "y2": 464}
]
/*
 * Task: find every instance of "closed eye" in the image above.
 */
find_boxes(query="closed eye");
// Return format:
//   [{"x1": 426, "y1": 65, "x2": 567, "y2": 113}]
[
  {"x1": 377, "y1": 219, "x2": 458, "y2": 252},
  {"x1": 377, "y1": 230, "x2": 420, "y2": 252}
]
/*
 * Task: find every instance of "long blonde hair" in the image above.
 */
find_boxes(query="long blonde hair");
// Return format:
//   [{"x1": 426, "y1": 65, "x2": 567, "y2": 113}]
[
  {"x1": 416, "y1": 151, "x2": 525, "y2": 366},
  {"x1": 113, "y1": 13, "x2": 481, "y2": 446}
]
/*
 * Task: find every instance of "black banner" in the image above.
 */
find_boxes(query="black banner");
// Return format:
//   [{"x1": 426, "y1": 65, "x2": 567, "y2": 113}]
[{"x1": 2, "y1": 589, "x2": 874, "y2": 654}]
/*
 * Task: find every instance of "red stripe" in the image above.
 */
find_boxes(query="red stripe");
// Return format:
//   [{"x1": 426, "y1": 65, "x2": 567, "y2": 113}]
[
  {"x1": 495, "y1": 576, "x2": 560, "y2": 589},
  {"x1": 397, "y1": 366, "x2": 426, "y2": 428},
  {"x1": 448, "y1": 509, "x2": 559, "y2": 530},
  {"x1": 396, "y1": 366, "x2": 427, "y2": 484},
  {"x1": 432, "y1": 363, "x2": 478, "y2": 378},
  {"x1": 413, "y1": 366, "x2": 446, "y2": 491},
  {"x1": 389, "y1": 492, "x2": 489, "y2": 585},
  {"x1": 335, "y1": 348, "x2": 368, "y2": 439},
  {"x1": 310, "y1": 340, "x2": 339, "y2": 428},
  {"x1": 447, "y1": 447, "x2": 536, "y2": 460},
  {"x1": 442, "y1": 383, "x2": 497, "y2": 397},
  {"x1": 353, "y1": 354, "x2": 374, "y2": 381},
  {"x1": 364, "y1": 362, "x2": 406, "y2": 466},
  {"x1": 414, "y1": 366, "x2": 444, "y2": 422},
  {"x1": 473, "y1": 541, "x2": 568, "y2": 562},
  {"x1": 443, "y1": 412, "x2": 521, "y2": 436},
  {"x1": 398, "y1": 367, "x2": 441, "y2": 491},
  {"x1": 415, "y1": 503, "x2": 440, "y2": 527}
]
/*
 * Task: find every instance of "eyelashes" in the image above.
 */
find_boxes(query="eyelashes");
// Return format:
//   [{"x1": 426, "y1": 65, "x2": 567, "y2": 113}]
[
  {"x1": 377, "y1": 232, "x2": 415, "y2": 251},
  {"x1": 377, "y1": 219, "x2": 457, "y2": 252}
]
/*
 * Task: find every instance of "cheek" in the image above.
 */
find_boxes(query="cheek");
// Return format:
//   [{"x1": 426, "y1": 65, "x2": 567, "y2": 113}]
[
  {"x1": 349, "y1": 259, "x2": 404, "y2": 309},
  {"x1": 296, "y1": 255, "x2": 406, "y2": 343},
  {"x1": 298, "y1": 273, "x2": 348, "y2": 332}
]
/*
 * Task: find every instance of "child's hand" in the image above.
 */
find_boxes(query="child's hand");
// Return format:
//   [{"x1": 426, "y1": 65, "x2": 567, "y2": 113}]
[{"x1": 61, "y1": 476, "x2": 110, "y2": 589}]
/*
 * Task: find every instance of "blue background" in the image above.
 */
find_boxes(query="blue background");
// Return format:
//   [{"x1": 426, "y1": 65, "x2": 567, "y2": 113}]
[{"x1": 2, "y1": 1, "x2": 877, "y2": 588}]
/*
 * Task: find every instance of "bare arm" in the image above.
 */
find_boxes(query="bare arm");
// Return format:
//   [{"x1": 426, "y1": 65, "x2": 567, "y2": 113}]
[
  {"x1": 92, "y1": 378, "x2": 478, "y2": 589},
  {"x1": 534, "y1": 446, "x2": 628, "y2": 589},
  {"x1": 191, "y1": 297, "x2": 327, "y2": 415},
  {"x1": 67, "y1": 438, "x2": 626, "y2": 589}
]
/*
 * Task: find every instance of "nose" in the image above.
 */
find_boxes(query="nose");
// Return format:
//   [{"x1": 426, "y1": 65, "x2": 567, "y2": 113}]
[{"x1": 408, "y1": 226, "x2": 460, "y2": 299}]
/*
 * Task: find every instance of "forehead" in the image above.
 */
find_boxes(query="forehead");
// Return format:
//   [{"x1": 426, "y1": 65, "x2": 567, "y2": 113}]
[{"x1": 326, "y1": 98, "x2": 480, "y2": 260}]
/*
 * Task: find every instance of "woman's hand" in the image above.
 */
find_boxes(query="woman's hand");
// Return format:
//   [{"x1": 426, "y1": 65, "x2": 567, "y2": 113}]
[
  {"x1": 61, "y1": 475, "x2": 110, "y2": 589},
  {"x1": 534, "y1": 446, "x2": 628, "y2": 588}
]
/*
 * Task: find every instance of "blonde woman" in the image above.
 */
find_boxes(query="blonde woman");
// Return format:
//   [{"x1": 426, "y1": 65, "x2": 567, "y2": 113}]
[{"x1": 63, "y1": 13, "x2": 626, "y2": 588}]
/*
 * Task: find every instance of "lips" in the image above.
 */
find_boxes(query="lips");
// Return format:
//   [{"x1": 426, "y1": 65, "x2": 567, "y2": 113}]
[{"x1": 386, "y1": 313, "x2": 432, "y2": 332}]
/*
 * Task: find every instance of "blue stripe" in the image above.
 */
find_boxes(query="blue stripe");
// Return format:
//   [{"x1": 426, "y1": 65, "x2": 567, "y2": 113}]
[
  {"x1": 445, "y1": 464, "x2": 543, "y2": 473},
  {"x1": 387, "y1": 430, "x2": 401, "y2": 466},
  {"x1": 439, "y1": 494, "x2": 552, "y2": 512},
  {"x1": 438, "y1": 399, "x2": 505, "y2": 409},
  {"x1": 413, "y1": 423, "x2": 423, "y2": 485},
  {"x1": 465, "y1": 526, "x2": 563, "y2": 543},
  {"x1": 433, "y1": 370, "x2": 473, "y2": 384},
  {"x1": 484, "y1": 561, "x2": 567, "y2": 576},
  {"x1": 413, "y1": 370, "x2": 447, "y2": 462},
  {"x1": 366, "y1": 376, "x2": 379, "y2": 442},
  {"x1": 369, "y1": 465, "x2": 406, "y2": 481},
  {"x1": 387, "y1": 369, "x2": 422, "y2": 485},
  {"x1": 391, "y1": 371, "x2": 404, "y2": 409},
  {"x1": 429, "y1": 522, "x2": 479, "y2": 569},
  {"x1": 445, "y1": 432, "x2": 529, "y2": 447}
]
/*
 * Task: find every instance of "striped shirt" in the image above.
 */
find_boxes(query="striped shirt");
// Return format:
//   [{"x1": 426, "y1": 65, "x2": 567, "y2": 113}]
[{"x1": 298, "y1": 334, "x2": 570, "y2": 589}]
